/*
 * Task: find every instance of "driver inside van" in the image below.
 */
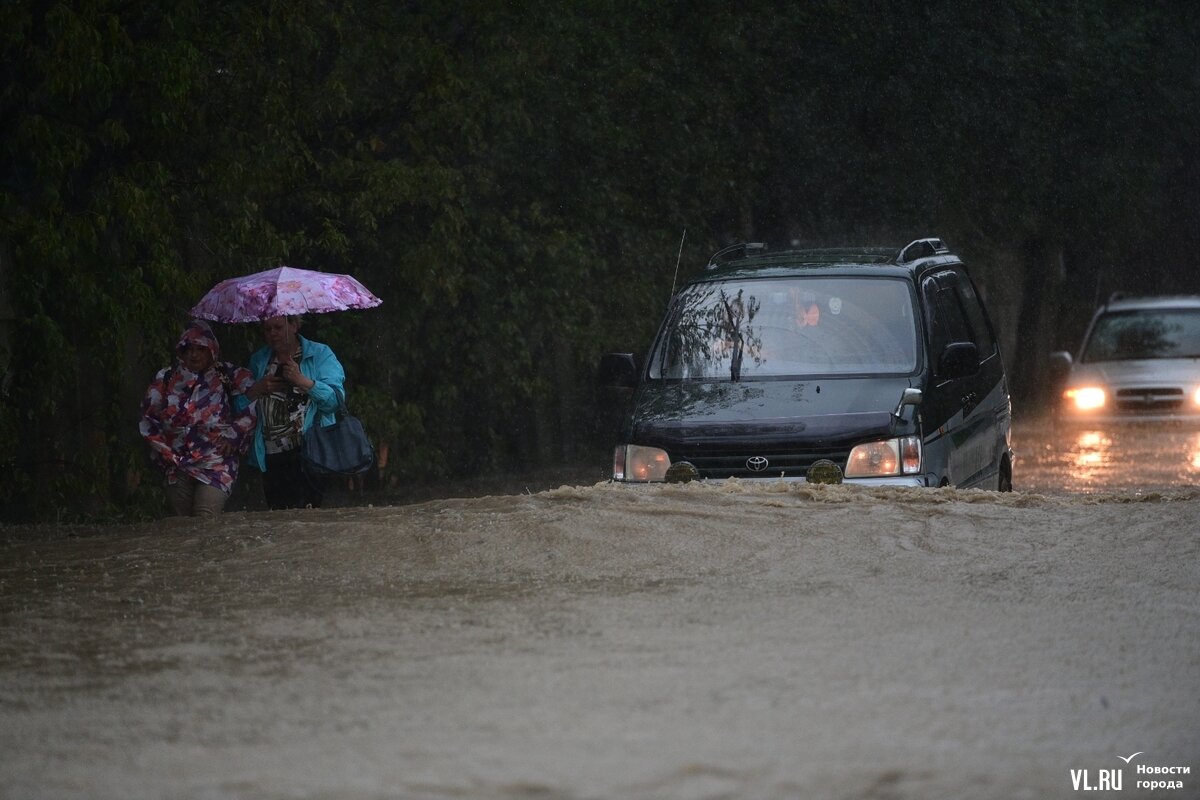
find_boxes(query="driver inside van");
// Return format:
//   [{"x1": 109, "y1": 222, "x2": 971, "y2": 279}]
[{"x1": 794, "y1": 289, "x2": 821, "y2": 328}]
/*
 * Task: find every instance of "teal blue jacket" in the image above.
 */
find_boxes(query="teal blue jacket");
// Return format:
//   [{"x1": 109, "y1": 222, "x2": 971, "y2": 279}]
[{"x1": 240, "y1": 335, "x2": 345, "y2": 472}]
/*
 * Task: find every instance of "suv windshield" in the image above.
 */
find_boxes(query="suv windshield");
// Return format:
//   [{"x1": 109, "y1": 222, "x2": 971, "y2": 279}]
[
  {"x1": 649, "y1": 276, "x2": 919, "y2": 380},
  {"x1": 1082, "y1": 309, "x2": 1200, "y2": 362}
]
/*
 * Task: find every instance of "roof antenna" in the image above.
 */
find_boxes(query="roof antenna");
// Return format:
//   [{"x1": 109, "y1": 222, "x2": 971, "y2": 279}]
[{"x1": 670, "y1": 228, "x2": 687, "y2": 297}]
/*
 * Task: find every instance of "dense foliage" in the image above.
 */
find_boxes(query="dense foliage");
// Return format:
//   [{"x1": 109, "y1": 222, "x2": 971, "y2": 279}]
[{"x1": 3, "y1": 2, "x2": 1198, "y2": 521}]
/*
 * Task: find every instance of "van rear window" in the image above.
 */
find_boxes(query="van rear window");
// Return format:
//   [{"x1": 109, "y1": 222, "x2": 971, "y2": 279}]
[{"x1": 650, "y1": 277, "x2": 919, "y2": 380}]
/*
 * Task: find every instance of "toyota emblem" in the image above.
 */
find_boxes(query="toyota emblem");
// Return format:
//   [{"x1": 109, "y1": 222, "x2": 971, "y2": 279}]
[{"x1": 746, "y1": 456, "x2": 770, "y2": 472}]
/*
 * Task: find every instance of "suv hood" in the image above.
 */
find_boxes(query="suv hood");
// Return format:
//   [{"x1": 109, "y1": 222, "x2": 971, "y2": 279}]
[{"x1": 630, "y1": 377, "x2": 914, "y2": 446}]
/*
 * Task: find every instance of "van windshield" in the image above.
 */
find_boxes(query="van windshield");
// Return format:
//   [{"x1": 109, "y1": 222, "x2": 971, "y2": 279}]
[
  {"x1": 649, "y1": 276, "x2": 919, "y2": 380},
  {"x1": 1082, "y1": 309, "x2": 1200, "y2": 362}
]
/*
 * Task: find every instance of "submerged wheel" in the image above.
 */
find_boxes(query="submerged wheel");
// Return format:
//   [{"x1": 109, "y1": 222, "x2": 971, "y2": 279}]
[{"x1": 998, "y1": 454, "x2": 1013, "y2": 493}]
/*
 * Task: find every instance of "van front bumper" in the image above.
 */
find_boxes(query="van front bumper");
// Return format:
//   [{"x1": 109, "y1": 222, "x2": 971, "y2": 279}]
[{"x1": 611, "y1": 474, "x2": 931, "y2": 488}]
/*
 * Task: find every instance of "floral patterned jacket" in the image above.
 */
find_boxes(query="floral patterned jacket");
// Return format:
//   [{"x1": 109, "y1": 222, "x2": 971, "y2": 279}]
[{"x1": 138, "y1": 321, "x2": 257, "y2": 493}]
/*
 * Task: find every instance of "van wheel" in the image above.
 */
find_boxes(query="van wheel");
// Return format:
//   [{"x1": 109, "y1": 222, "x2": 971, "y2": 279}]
[{"x1": 998, "y1": 455, "x2": 1013, "y2": 493}]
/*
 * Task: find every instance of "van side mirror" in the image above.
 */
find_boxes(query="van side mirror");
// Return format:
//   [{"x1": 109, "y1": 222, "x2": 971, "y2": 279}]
[
  {"x1": 893, "y1": 387, "x2": 923, "y2": 418},
  {"x1": 938, "y1": 341, "x2": 979, "y2": 380},
  {"x1": 597, "y1": 353, "x2": 638, "y2": 392}
]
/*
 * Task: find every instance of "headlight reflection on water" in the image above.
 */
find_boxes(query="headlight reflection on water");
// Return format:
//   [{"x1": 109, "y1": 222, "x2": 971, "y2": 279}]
[
  {"x1": 1056, "y1": 427, "x2": 1200, "y2": 491},
  {"x1": 1018, "y1": 419, "x2": 1200, "y2": 493},
  {"x1": 1070, "y1": 430, "x2": 1112, "y2": 478},
  {"x1": 1189, "y1": 435, "x2": 1200, "y2": 470}
]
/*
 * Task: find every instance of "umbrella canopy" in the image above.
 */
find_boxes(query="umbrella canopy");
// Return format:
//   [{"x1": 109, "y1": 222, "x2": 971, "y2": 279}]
[{"x1": 189, "y1": 266, "x2": 382, "y2": 323}]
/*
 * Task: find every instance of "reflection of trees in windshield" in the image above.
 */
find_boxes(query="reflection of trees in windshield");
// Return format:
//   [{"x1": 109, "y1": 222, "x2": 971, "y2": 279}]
[
  {"x1": 715, "y1": 288, "x2": 763, "y2": 380},
  {"x1": 662, "y1": 286, "x2": 763, "y2": 381},
  {"x1": 1083, "y1": 311, "x2": 1200, "y2": 361}
]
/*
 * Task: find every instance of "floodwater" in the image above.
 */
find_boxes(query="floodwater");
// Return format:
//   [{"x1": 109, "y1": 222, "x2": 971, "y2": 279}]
[
  {"x1": 1017, "y1": 415, "x2": 1200, "y2": 494},
  {"x1": 1, "y1": 419, "x2": 1198, "y2": 799}
]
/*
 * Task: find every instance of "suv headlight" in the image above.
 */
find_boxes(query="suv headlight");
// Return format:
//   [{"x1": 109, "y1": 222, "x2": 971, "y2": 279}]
[
  {"x1": 613, "y1": 445, "x2": 670, "y2": 482},
  {"x1": 845, "y1": 436, "x2": 922, "y2": 478},
  {"x1": 1064, "y1": 386, "x2": 1106, "y2": 411}
]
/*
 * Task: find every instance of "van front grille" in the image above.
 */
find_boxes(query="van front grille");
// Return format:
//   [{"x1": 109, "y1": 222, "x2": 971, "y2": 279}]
[{"x1": 669, "y1": 446, "x2": 851, "y2": 480}]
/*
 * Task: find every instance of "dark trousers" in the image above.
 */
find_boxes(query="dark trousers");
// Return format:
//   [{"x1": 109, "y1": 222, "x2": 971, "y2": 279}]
[{"x1": 263, "y1": 449, "x2": 323, "y2": 510}]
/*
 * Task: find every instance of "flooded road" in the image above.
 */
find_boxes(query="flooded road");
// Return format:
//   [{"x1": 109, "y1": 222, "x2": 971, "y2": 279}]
[
  {"x1": 2, "y1": 419, "x2": 1198, "y2": 799},
  {"x1": 1016, "y1": 415, "x2": 1200, "y2": 494}
]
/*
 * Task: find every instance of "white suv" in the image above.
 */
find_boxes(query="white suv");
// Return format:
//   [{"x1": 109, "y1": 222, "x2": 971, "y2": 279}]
[{"x1": 1051, "y1": 295, "x2": 1200, "y2": 425}]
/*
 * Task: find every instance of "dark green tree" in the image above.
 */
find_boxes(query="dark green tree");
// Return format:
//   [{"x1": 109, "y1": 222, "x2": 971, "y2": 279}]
[{"x1": 3, "y1": 2, "x2": 1199, "y2": 521}]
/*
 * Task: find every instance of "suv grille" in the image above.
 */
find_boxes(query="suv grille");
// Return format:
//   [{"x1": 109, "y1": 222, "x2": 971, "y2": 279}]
[
  {"x1": 1115, "y1": 387, "x2": 1184, "y2": 413},
  {"x1": 669, "y1": 445, "x2": 851, "y2": 480}
]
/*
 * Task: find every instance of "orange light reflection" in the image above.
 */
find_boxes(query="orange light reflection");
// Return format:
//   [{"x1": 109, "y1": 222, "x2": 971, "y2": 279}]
[
  {"x1": 1071, "y1": 431, "x2": 1113, "y2": 477},
  {"x1": 1189, "y1": 434, "x2": 1200, "y2": 471}
]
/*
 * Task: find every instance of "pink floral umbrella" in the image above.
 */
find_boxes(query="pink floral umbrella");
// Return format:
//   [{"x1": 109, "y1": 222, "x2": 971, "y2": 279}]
[{"x1": 189, "y1": 266, "x2": 382, "y2": 323}]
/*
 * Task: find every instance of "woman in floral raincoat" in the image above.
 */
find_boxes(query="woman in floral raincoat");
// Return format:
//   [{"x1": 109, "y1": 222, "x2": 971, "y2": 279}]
[{"x1": 139, "y1": 320, "x2": 257, "y2": 516}]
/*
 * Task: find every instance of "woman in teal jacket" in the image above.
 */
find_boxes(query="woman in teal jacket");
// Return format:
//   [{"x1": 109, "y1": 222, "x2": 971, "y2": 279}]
[{"x1": 242, "y1": 316, "x2": 345, "y2": 509}]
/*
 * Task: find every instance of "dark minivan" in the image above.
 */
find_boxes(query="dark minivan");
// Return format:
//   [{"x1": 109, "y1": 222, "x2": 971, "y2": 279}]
[{"x1": 598, "y1": 238, "x2": 1013, "y2": 489}]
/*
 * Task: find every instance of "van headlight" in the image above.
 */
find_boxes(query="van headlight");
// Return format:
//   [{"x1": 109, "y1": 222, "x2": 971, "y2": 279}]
[
  {"x1": 1064, "y1": 386, "x2": 1106, "y2": 411},
  {"x1": 613, "y1": 445, "x2": 671, "y2": 482},
  {"x1": 845, "y1": 436, "x2": 922, "y2": 477}
]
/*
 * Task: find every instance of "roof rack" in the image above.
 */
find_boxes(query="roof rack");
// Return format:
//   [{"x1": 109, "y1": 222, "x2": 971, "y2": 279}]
[
  {"x1": 704, "y1": 238, "x2": 950, "y2": 270},
  {"x1": 706, "y1": 241, "x2": 767, "y2": 270},
  {"x1": 777, "y1": 246, "x2": 894, "y2": 262},
  {"x1": 894, "y1": 237, "x2": 949, "y2": 264}
]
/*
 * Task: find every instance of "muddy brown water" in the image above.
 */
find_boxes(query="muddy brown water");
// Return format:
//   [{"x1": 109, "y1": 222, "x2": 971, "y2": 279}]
[
  {"x1": 1, "y1": 418, "x2": 1198, "y2": 799},
  {"x1": 1015, "y1": 415, "x2": 1200, "y2": 494}
]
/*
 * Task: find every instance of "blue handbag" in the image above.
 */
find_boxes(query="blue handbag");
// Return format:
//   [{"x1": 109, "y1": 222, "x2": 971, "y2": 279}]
[{"x1": 301, "y1": 399, "x2": 375, "y2": 476}]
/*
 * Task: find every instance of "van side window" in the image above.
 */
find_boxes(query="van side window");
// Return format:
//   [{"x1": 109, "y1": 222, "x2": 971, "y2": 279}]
[
  {"x1": 953, "y1": 272, "x2": 997, "y2": 357},
  {"x1": 924, "y1": 269, "x2": 998, "y2": 359},
  {"x1": 922, "y1": 273, "x2": 973, "y2": 366}
]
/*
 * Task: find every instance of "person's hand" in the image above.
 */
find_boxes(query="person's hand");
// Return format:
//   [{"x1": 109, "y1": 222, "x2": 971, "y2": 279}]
[
  {"x1": 249, "y1": 375, "x2": 281, "y2": 399},
  {"x1": 277, "y1": 356, "x2": 314, "y2": 390}
]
